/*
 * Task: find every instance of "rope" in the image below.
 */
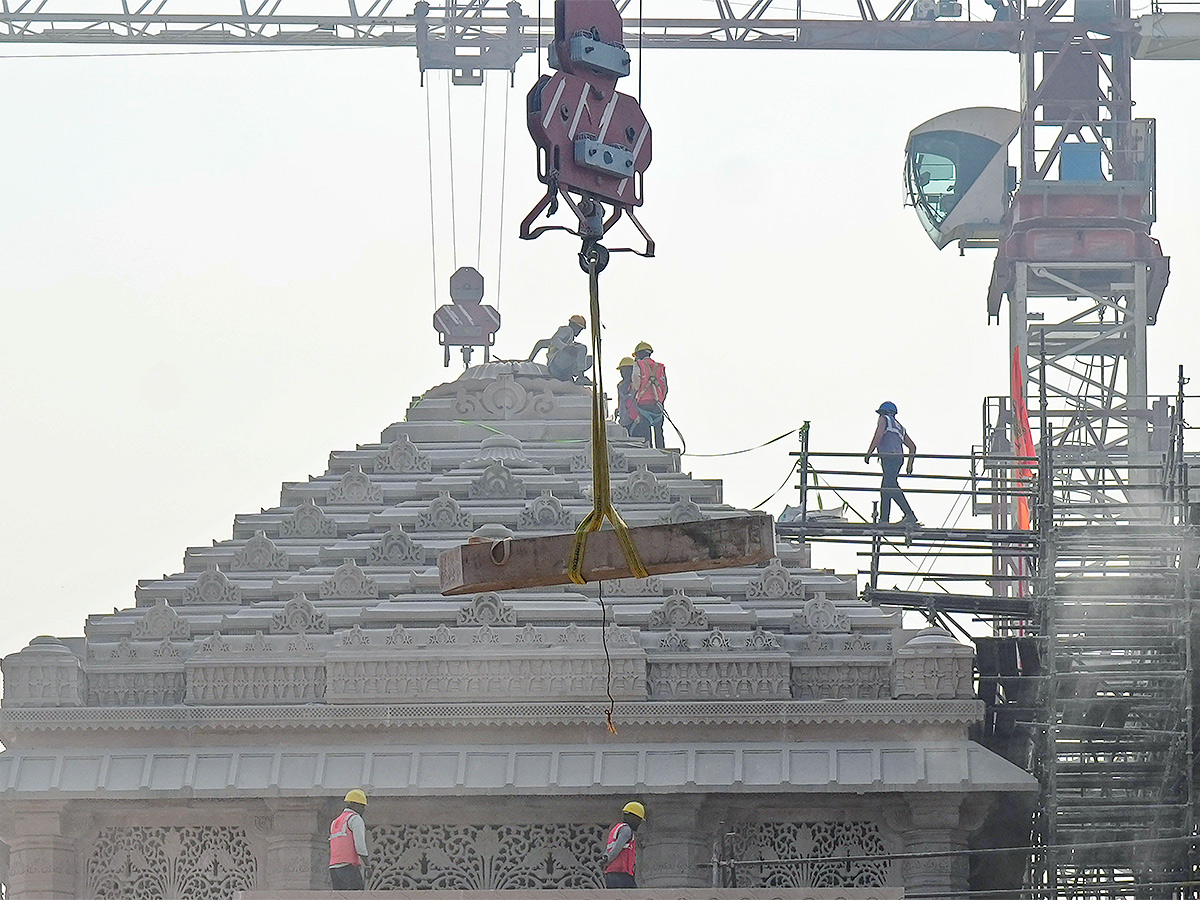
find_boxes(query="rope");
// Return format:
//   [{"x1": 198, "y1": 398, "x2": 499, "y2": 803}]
[
  {"x1": 567, "y1": 255, "x2": 649, "y2": 585},
  {"x1": 495, "y1": 76, "x2": 511, "y2": 312},
  {"x1": 425, "y1": 77, "x2": 439, "y2": 308},
  {"x1": 684, "y1": 429, "x2": 797, "y2": 458},
  {"x1": 476, "y1": 71, "x2": 489, "y2": 269},
  {"x1": 599, "y1": 582, "x2": 618, "y2": 734},
  {"x1": 446, "y1": 73, "x2": 459, "y2": 271},
  {"x1": 751, "y1": 457, "x2": 801, "y2": 511}
]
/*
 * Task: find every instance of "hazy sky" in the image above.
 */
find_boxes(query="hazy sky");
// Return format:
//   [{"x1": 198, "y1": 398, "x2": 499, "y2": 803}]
[{"x1": 3, "y1": 17, "x2": 1199, "y2": 666}]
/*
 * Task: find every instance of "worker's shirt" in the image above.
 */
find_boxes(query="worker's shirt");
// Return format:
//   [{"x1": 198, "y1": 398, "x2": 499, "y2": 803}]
[
  {"x1": 546, "y1": 325, "x2": 576, "y2": 361},
  {"x1": 330, "y1": 809, "x2": 369, "y2": 868},
  {"x1": 878, "y1": 415, "x2": 907, "y2": 456}
]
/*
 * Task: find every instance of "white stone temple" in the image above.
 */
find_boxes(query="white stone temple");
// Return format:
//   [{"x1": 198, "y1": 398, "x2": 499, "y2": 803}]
[{"x1": 0, "y1": 362, "x2": 1035, "y2": 899}]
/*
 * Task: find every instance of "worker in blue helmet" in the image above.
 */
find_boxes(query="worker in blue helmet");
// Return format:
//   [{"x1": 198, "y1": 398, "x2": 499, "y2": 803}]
[{"x1": 864, "y1": 401, "x2": 920, "y2": 527}]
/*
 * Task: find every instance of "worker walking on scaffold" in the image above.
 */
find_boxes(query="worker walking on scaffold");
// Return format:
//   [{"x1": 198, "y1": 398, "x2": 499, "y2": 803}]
[{"x1": 864, "y1": 401, "x2": 921, "y2": 527}]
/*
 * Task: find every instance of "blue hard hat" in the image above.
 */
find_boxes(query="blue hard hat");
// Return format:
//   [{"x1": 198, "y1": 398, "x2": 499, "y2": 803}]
[{"x1": 876, "y1": 401, "x2": 898, "y2": 415}]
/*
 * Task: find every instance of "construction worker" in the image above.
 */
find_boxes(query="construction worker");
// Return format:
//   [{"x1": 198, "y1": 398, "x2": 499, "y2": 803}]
[
  {"x1": 628, "y1": 342, "x2": 668, "y2": 449},
  {"x1": 615, "y1": 356, "x2": 638, "y2": 435},
  {"x1": 527, "y1": 314, "x2": 593, "y2": 383},
  {"x1": 603, "y1": 800, "x2": 645, "y2": 888},
  {"x1": 329, "y1": 789, "x2": 371, "y2": 890},
  {"x1": 864, "y1": 401, "x2": 921, "y2": 527}
]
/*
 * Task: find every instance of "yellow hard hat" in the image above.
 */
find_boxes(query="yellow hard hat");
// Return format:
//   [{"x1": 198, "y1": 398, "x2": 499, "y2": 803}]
[
  {"x1": 344, "y1": 789, "x2": 367, "y2": 806},
  {"x1": 634, "y1": 341, "x2": 653, "y2": 354},
  {"x1": 617, "y1": 356, "x2": 636, "y2": 369},
  {"x1": 622, "y1": 801, "x2": 645, "y2": 819},
  {"x1": 569, "y1": 314, "x2": 587, "y2": 328}
]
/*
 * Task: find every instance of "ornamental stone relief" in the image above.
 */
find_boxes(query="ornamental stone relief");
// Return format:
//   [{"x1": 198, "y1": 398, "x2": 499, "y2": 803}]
[
  {"x1": 327, "y1": 465, "x2": 384, "y2": 504},
  {"x1": 417, "y1": 492, "x2": 474, "y2": 531},
  {"x1": 657, "y1": 499, "x2": 709, "y2": 524},
  {"x1": 182, "y1": 563, "x2": 242, "y2": 606},
  {"x1": 319, "y1": 559, "x2": 379, "y2": 599},
  {"x1": 269, "y1": 594, "x2": 329, "y2": 634},
  {"x1": 611, "y1": 465, "x2": 670, "y2": 502},
  {"x1": 367, "y1": 823, "x2": 605, "y2": 890},
  {"x1": 648, "y1": 657, "x2": 792, "y2": 700},
  {"x1": 601, "y1": 575, "x2": 664, "y2": 596},
  {"x1": 230, "y1": 530, "x2": 290, "y2": 571},
  {"x1": 280, "y1": 498, "x2": 337, "y2": 539},
  {"x1": 747, "y1": 558, "x2": 806, "y2": 599},
  {"x1": 793, "y1": 594, "x2": 849, "y2": 634},
  {"x1": 86, "y1": 825, "x2": 257, "y2": 900},
  {"x1": 185, "y1": 659, "x2": 326, "y2": 704},
  {"x1": 648, "y1": 590, "x2": 709, "y2": 630},
  {"x1": 453, "y1": 374, "x2": 556, "y2": 420},
  {"x1": 325, "y1": 653, "x2": 646, "y2": 702},
  {"x1": 792, "y1": 664, "x2": 892, "y2": 701},
  {"x1": 457, "y1": 592, "x2": 517, "y2": 627},
  {"x1": 570, "y1": 445, "x2": 628, "y2": 473},
  {"x1": 518, "y1": 491, "x2": 574, "y2": 530},
  {"x1": 373, "y1": 435, "x2": 432, "y2": 474},
  {"x1": 893, "y1": 656, "x2": 974, "y2": 700},
  {"x1": 464, "y1": 433, "x2": 540, "y2": 470},
  {"x1": 727, "y1": 821, "x2": 891, "y2": 888},
  {"x1": 468, "y1": 461, "x2": 528, "y2": 500},
  {"x1": 131, "y1": 599, "x2": 190, "y2": 640},
  {"x1": 87, "y1": 670, "x2": 186, "y2": 706},
  {"x1": 0, "y1": 637, "x2": 84, "y2": 707},
  {"x1": 367, "y1": 525, "x2": 426, "y2": 566}
]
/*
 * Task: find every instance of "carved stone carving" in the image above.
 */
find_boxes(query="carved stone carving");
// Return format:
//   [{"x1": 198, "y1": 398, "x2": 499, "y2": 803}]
[
  {"x1": 338, "y1": 625, "x2": 371, "y2": 647},
  {"x1": 793, "y1": 593, "x2": 850, "y2": 634},
  {"x1": 612, "y1": 465, "x2": 670, "y2": 502},
  {"x1": 659, "y1": 629, "x2": 690, "y2": 651},
  {"x1": 468, "y1": 461, "x2": 527, "y2": 500},
  {"x1": 558, "y1": 623, "x2": 587, "y2": 644},
  {"x1": 648, "y1": 590, "x2": 709, "y2": 630},
  {"x1": 328, "y1": 465, "x2": 383, "y2": 504},
  {"x1": 280, "y1": 497, "x2": 337, "y2": 538},
  {"x1": 132, "y1": 599, "x2": 190, "y2": 640},
  {"x1": 385, "y1": 624, "x2": 413, "y2": 646},
  {"x1": 183, "y1": 563, "x2": 242, "y2": 606},
  {"x1": 367, "y1": 525, "x2": 425, "y2": 566},
  {"x1": 518, "y1": 490, "x2": 574, "y2": 530},
  {"x1": 456, "y1": 592, "x2": 517, "y2": 626},
  {"x1": 570, "y1": 445, "x2": 629, "y2": 473},
  {"x1": 792, "y1": 663, "x2": 892, "y2": 700},
  {"x1": 893, "y1": 627, "x2": 975, "y2": 700},
  {"x1": 515, "y1": 623, "x2": 543, "y2": 644},
  {"x1": 648, "y1": 656, "x2": 791, "y2": 699},
  {"x1": 0, "y1": 636, "x2": 84, "y2": 708},
  {"x1": 269, "y1": 594, "x2": 329, "y2": 635},
  {"x1": 110, "y1": 637, "x2": 137, "y2": 660},
  {"x1": 186, "y1": 655, "x2": 325, "y2": 703},
  {"x1": 231, "y1": 530, "x2": 290, "y2": 571},
  {"x1": 195, "y1": 631, "x2": 232, "y2": 654},
  {"x1": 452, "y1": 374, "x2": 556, "y2": 420},
  {"x1": 601, "y1": 575, "x2": 664, "y2": 596},
  {"x1": 464, "y1": 433, "x2": 538, "y2": 470},
  {"x1": 727, "y1": 821, "x2": 891, "y2": 888},
  {"x1": 325, "y1": 650, "x2": 646, "y2": 702},
  {"x1": 86, "y1": 826, "x2": 258, "y2": 899},
  {"x1": 747, "y1": 558, "x2": 806, "y2": 599},
  {"x1": 319, "y1": 559, "x2": 379, "y2": 599},
  {"x1": 427, "y1": 624, "x2": 457, "y2": 646},
  {"x1": 657, "y1": 499, "x2": 709, "y2": 525},
  {"x1": 373, "y1": 434, "x2": 432, "y2": 473},
  {"x1": 605, "y1": 624, "x2": 637, "y2": 646},
  {"x1": 416, "y1": 491, "x2": 474, "y2": 531},
  {"x1": 472, "y1": 624, "x2": 500, "y2": 644},
  {"x1": 369, "y1": 823, "x2": 605, "y2": 890},
  {"x1": 246, "y1": 631, "x2": 272, "y2": 653},
  {"x1": 745, "y1": 627, "x2": 782, "y2": 651},
  {"x1": 87, "y1": 671, "x2": 186, "y2": 706},
  {"x1": 701, "y1": 628, "x2": 732, "y2": 650}
]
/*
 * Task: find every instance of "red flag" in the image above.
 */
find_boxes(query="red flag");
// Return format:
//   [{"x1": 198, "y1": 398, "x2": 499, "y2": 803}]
[{"x1": 1010, "y1": 348, "x2": 1036, "y2": 531}]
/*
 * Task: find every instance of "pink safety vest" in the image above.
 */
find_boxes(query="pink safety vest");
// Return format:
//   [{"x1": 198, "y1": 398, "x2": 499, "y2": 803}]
[
  {"x1": 634, "y1": 358, "x2": 667, "y2": 406},
  {"x1": 329, "y1": 810, "x2": 362, "y2": 867},
  {"x1": 604, "y1": 822, "x2": 636, "y2": 875}
]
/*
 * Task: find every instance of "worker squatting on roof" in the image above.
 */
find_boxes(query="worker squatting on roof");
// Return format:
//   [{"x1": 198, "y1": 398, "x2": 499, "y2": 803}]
[
  {"x1": 329, "y1": 789, "x2": 371, "y2": 890},
  {"x1": 527, "y1": 314, "x2": 593, "y2": 384}
]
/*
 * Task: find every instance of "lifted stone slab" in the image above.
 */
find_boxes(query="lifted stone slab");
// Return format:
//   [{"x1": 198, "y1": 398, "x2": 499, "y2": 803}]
[{"x1": 438, "y1": 514, "x2": 775, "y2": 595}]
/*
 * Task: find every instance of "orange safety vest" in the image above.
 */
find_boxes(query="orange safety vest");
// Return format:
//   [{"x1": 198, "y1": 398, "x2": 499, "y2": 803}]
[
  {"x1": 634, "y1": 358, "x2": 667, "y2": 406},
  {"x1": 604, "y1": 822, "x2": 636, "y2": 876},
  {"x1": 329, "y1": 810, "x2": 362, "y2": 867}
]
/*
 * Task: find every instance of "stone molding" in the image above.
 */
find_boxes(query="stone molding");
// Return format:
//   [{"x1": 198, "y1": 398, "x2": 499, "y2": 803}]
[
  {"x1": 0, "y1": 699, "x2": 987, "y2": 735},
  {"x1": 131, "y1": 599, "x2": 190, "y2": 640},
  {"x1": 0, "y1": 636, "x2": 84, "y2": 708},
  {"x1": 318, "y1": 559, "x2": 379, "y2": 600},
  {"x1": 647, "y1": 591, "x2": 709, "y2": 630},
  {"x1": 746, "y1": 558, "x2": 806, "y2": 599},
  {"x1": 366, "y1": 526, "x2": 426, "y2": 566},
  {"x1": 269, "y1": 594, "x2": 329, "y2": 635},
  {"x1": 611, "y1": 465, "x2": 670, "y2": 502},
  {"x1": 280, "y1": 498, "x2": 337, "y2": 539},
  {"x1": 327, "y1": 465, "x2": 383, "y2": 504},
  {"x1": 231, "y1": 531, "x2": 290, "y2": 571},
  {"x1": 451, "y1": 374, "x2": 557, "y2": 420},
  {"x1": 183, "y1": 563, "x2": 243, "y2": 606},
  {"x1": 517, "y1": 491, "x2": 574, "y2": 529},
  {"x1": 648, "y1": 655, "x2": 792, "y2": 700},
  {"x1": 372, "y1": 435, "x2": 432, "y2": 474},
  {"x1": 467, "y1": 461, "x2": 527, "y2": 500},
  {"x1": 416, "y1": 492, "x2": 473, "y2": 531}
]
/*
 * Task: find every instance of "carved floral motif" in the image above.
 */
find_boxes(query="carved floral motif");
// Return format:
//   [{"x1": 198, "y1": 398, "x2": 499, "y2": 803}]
[
  {"x1": 649, "y1": 657, "x2": 791, "y2": 699},
  {"x1": 86, "y1": 826, "x2": 258, "y2": 900},
  {"x1": 612, "y1": 465, "x2": 670, "y2": 502},
  {"x1": 747, "y1": 558, "x2": 806, "y2": 599},
  {"x1": 131, "y1": 599, "x2": 189, "y2": 640},
  {"x1": 794, "y1": 593, "x2": 850, "y2": 634},
  {"x1": 328, "y1": 465, "x2": 383, "y2": 504},
  {"x1": 280, "y1": 497, "x2": 337, "y2": 539},
  {"x1": 269, "y1": 594, "x2": 329, "y2": 635},
  {"x1": 648, "y1": 590, "x2": 709, "y2": 630},
  {"x1": 417, "y1": 492, "x2": 474, "y2": 531},
  {"x1": 452, "y1": 374, "x2": 556, "y2": 420},
  {"x1": 601, "y1": 575, "x2": 663, "y2": 596},
  {"x1": 367, "y1": 526, "x2": 425, "y2": 566},
  {"x1": 518, "y1": 491, "x2": 574, "y2": 530},
  {"x1": 468, "y1": 461, "x2": 527, "y2": 500},
  {"x1": 183, "y1": 563, "x2": 242, "y2": 606},
  {"x1": 657, "y1": 499, "x2": 709, "y2": 525},
  {"x1": 727, "y1": 821, "x2": 891, "y2": 888},
  {"x1": 457, "y1": 592, "x2": 517, "y2": 627},
  {"x1": 373, "y1": 435, "x2": 432, "y2": 474},
  {"x1": 230, "y1": 530, "x2": 289, "y2": 571},
  {"x1": 319, "y1": 559, "x2": 379, "y2": 599}
]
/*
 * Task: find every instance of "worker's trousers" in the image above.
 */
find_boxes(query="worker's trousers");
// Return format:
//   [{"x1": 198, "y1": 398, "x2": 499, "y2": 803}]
[
  {"x1": 330, "y1": 865, "x2": 365, "y2": 890},
  {"x1": 878, "y1": 455, "x2": 916, "y2": 523}
]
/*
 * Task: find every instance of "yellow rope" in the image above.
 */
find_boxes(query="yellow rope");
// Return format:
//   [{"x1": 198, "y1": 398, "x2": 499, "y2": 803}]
[{"x1": 567, "y1": 255, "x2": 649, "y2": 585}]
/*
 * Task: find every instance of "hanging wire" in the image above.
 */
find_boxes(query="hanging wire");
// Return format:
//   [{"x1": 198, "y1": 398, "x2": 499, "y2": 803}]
[
  {"x1": 425, "y1": 75, "x2": 440, "y2": 308},
  {"x1": 446, "y1": 73, "x2": 459, "y2": 271},
  {"x1": 599, "y1": 582, "x2": 618, "y2": 734},
  {"x1": 476, "y1": 71, "x2": 489, "y2": 269},
  {"x1": 495, "y1": 73, "x2": 511, "y2": 312}
]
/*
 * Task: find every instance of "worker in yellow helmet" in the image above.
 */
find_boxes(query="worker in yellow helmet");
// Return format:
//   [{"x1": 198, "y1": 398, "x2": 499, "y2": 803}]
[
  {"x1": 603, "y1": 801, "x2": 645, "y2": 888},
  {"x1": 527, "y1": 314, "x2": 593, "y2": 384},
  {"x1": 615, "y1": 356, "x2": 638, "y2": 435},
  {"x1": 628, "y1": 341, "x2": 668, "y2": 449},
  {"x1": 329, "y1": 789, "x2": 371, "y2": 890}
]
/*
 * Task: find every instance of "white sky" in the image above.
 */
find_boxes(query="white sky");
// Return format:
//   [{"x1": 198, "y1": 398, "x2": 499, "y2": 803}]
[{"x1": 2, "y1": 23, "x2": 1199, "y2": 666}]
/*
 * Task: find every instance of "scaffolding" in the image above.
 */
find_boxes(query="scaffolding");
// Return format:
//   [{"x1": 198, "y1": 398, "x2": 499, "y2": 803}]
[{"x1": 768, "y1": 418, "x2": 1199, "y2": 898}]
